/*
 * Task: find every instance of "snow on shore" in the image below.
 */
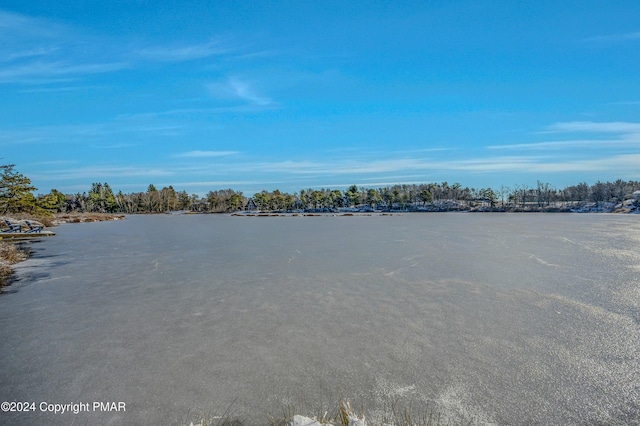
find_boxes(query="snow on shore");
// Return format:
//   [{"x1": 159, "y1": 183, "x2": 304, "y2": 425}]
[{"x1": 292, "y1": 414, "x2": 367, "y2": 426}]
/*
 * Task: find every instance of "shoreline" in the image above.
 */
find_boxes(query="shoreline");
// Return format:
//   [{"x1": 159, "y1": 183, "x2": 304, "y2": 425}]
[
  {"x1": 0, "y1": 213, "x2": 124, "y2": 289},
  {"x1": 229, "y1": 207, "x2": 639, "y2": 216},
  {"x1": 50, "y1": 212, "x2": 126, "y2": 225}
]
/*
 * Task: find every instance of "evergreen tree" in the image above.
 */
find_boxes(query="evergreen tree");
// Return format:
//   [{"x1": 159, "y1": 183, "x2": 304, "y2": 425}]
[
  {"x1": 0, "y1": 164, "x2": 38, "y2": 214},
  {"x1": 345, "y1": 185, "x2": 359, "y2": 207}
]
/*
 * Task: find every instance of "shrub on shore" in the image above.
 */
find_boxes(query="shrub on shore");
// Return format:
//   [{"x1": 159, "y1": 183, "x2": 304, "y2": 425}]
[{"x1": 0, "y1": 241, "x2": 28, "y2": 286}]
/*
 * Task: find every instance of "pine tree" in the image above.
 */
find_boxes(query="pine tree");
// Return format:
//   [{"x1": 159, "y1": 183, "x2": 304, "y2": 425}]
[{"x1": 0, "y1": 164, "x2": 38, "y2": 214}]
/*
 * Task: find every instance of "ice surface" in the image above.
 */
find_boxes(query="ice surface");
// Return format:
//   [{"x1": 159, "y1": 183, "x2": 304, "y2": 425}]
[{"x1": 2, "y1": 214, "x2": 639, "y2": 425}]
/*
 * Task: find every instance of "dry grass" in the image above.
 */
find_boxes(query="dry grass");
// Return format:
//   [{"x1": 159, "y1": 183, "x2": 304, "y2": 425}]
[
  {"x1": 52, "y1": 212, "x2": 125, "y2": 224},
  {"x1": 0, "y1": 241, "x2": 28, "y2": 264},
  {"x1": 0, "y1": 260, "x2": 11, "y2": 279},
  {"x1": 181, "y1": 399, "x2": 471, "y2": 426},
  {"x1": 0, "y1": 241, "x2": 29, "y2": 286}
]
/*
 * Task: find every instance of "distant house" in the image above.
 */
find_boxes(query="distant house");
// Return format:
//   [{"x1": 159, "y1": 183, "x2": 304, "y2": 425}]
[
  {"x1": 245, "y1": 198, "x2": 257, "y2": 211},
  {"x1": 190, "y1": 200, "x2": 207, "y2": 212}
]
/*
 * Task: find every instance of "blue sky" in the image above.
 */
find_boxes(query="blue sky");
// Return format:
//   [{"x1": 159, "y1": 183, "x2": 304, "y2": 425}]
[{"x1": 1, "y1": 1, "x2": 639, "y2": 197}]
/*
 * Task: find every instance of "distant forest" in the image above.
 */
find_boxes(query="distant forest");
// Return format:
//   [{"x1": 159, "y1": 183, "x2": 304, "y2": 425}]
[
  {"x1": 0, "y1": 164, "x2": 639, "y2": 215},
  {"x1": 2, "y1": 164, "x2": 638, "y2": 215}
]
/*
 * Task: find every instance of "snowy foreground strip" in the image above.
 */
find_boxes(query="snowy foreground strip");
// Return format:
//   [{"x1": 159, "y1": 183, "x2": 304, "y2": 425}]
[
  {"x1": 189, "y1": 413, "x2": 369, "y2": 426},
  {"x1": 292, "y1": 414, "x2": 367, "y2": 426}
]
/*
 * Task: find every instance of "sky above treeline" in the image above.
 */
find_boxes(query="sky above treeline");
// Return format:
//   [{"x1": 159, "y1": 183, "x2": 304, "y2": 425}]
[{"x1": 2, "y1": 1, "x2": 639, "y2": 196}]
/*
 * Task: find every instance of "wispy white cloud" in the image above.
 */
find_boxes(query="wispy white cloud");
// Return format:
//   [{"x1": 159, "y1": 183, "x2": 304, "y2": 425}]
[
  {"x1": 19, "y1": 85, "x2": 106, "y2": 93},
  {"x1": 158, "y1": 180, "x2": 277, "y2": 188},
  {"x1": 230, "y1": 78, "x2": 272, "y2": 105},
  {"x1": 29, "y1": 159, "x2": 78, "y2": 166},
  {"x1": 207, "y1": 77, "x2": 272, "y2": 106},
  {"x1": 0, "y1": 61, "x2": 128, "y2": 83},
  {"x1": 89, "y1": 143, "x2": 136, "y2": 149},
  {"x1": 210, "y1": 151, "x2": 640, "y2": 180},
  {"x1": 153, "y1": 157, "x2": 437, "y2": 178},
  {"x1": 116, "y1": 105, "x2": 272, "y2": 120},
  {"x1": 0, "y1": 11, "x2": 242, "y2": 85},
  {"x1": 29, "y1": 166, "x2": 175, "y2": 181},
  {"x1": 437, "y1": 153, "x2": 640, "y2": 175},
  {"x1": 436, "y1": 154, "x2": 637, "y2": 175},
  {"x1": 4, "y1": 47, "x2": 59, "y2": 62},
  {"x1": 232, "y1": 50, "x2": 279, "y2": 60},
  {"x1": 0, "y1": 121, "x2": 185, "y2": 145},
  {"x1": 584, "y1": 31, "x2": 640, "y2": 43},
  {"x1": 488, "y1": 138, "x2": 640, "y2": 150},
  {"x1": 0, "y1": 10, "x2": 66, "y2": 40},
  {"x1": 174, "y1": 150, "x2": 239, "y2": 158},
  {"x1": 307, "y1": 180, "x2": 427, "y2": 189},
  {"x1": 136, "y1": 39, "x2": 230, "y2": 62},
  {"x1": 220, "y1": 157, "x2": 489, "y2": 176},
  {"x1": 490, "y1": 121, "x2": 640, "y2": 151},
  {"x1": 0, "y1": 10, "x2": 129, "y2": 84},
  {"x1": 609, "y1": 100, "x2": 640, "y2": 106},
  {"x1": 544, "y1": 121, "x2": 640, "y2": 133},
  {"x1": 24, "y1": 150, "x2": 640, "y2": 196}
]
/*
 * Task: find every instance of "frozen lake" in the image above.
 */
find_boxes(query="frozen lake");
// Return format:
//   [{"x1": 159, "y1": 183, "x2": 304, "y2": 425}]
[{"x1": 1, "y1": 214, "x2": 639, "y2": 425}]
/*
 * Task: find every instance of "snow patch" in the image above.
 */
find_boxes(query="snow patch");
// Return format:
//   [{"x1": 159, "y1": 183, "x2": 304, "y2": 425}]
[
  {"x1": 291, "y1": 415, "x2": 333, "y2": 426},
  {"x1": 291, "y1": 411, "x2": 366, "y2": 426}
]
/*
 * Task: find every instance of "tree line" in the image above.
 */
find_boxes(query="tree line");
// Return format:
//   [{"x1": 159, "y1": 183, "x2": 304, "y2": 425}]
[{"x1": 1, "y1": 163, "x2": 639, "y2": 215}]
